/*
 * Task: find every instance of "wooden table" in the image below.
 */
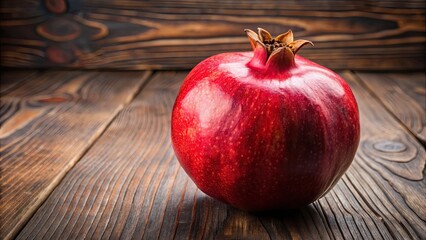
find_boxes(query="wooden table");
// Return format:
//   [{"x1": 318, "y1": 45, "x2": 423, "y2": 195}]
[{"x1": 1, "y1": 70, "x2": 425, "y2": 240}]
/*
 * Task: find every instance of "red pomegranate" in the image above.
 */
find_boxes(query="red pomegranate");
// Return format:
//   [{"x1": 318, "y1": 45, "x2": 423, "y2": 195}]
[{"x1": 171, "y1": 28, "x2": 360, "y2": 211}]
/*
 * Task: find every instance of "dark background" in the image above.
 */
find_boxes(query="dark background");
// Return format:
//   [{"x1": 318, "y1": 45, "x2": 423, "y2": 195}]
[{"x1": 1, "y1": 0, "x2": 425, "y2": 70}]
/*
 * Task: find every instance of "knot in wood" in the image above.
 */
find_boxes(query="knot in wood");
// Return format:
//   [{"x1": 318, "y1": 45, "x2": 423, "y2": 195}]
[
  {"x1": 373, "y1": 140, "x2": 407, "y2": 153},
  {"x1": 44, "y1": 0, "x2": 68, "y2": 14},
  {"x1": 37, "y1": 18, "x2": 81, "y2": 42}
]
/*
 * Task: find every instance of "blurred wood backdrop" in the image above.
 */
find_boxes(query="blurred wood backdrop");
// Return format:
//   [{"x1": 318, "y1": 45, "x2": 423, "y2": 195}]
[{"x1": 0, "y1": 0, "x2": 425, "y2": 70}]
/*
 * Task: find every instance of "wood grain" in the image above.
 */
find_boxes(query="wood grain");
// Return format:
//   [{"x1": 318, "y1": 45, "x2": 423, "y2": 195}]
[
  {"x1": 1, "y1": 0, "x2": 425, "y2": 70},
  {"x1": 0, "y1": 70, "x2": 150, "y2": 240},
  {"x1": 355, "y1": 72, "x2": 426, "y2": 145},
  {"x1": 16, "y1": 71, "x2": 425, "y2": 239}
]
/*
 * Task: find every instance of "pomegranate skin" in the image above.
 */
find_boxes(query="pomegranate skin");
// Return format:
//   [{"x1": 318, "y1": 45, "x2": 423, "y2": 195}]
[{"x1": 171, "y1": 50, "x2": 360, "y2": 211}]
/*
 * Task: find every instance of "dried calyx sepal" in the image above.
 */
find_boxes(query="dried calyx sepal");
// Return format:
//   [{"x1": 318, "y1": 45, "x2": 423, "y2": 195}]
[{"x1": 245, "y1": 28, "x2": 313, "y2": 62}]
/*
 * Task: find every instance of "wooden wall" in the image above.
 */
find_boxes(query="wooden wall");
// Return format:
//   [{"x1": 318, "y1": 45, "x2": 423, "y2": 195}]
[{"x1": 1, "y1": 0, "x2": 425, "y2": 70}]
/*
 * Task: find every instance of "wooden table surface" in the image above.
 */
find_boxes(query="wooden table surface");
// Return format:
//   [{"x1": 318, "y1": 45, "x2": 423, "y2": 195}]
[{"x1": 0, "y1": 70, "x2": 425, "y2": 240}]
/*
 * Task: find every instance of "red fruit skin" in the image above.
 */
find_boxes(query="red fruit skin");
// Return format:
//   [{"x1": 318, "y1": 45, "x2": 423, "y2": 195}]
[{"x1": 171, "y1": 51, "x2": 360, "y2": 211}]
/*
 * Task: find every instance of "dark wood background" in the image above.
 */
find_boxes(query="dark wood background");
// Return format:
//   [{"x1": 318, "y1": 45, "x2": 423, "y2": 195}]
[{"x1": 1, "y1": 0, "x2": 425, "y2": 70}]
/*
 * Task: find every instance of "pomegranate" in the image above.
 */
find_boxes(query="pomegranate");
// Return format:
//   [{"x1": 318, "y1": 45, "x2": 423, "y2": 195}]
[{"x1": 171, "y1": 28, "x2": 360, "y2": 211}]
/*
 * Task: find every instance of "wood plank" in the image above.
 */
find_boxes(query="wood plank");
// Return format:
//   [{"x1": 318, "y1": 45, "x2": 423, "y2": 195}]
[
  {"x1": 355, "y1": 72, "x2": 426, "y2": 144},
  {"x1": 319, "y1": 72, "x2": 425, "y2": 239},
  {"x1": 0, "y1": 70, "x2": 151, "y2": 240},
  {"x1": 1, "y1": 0, "x2": 425, "y2": 70},
  {"x1": 17, "y1": 71, "x2": 425, "y2": 239}
]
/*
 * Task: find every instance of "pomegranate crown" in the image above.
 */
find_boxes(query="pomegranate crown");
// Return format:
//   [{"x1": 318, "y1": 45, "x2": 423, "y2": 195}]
[{"x1": 244, "y1": 28, "x2": 313, "y2": 71}]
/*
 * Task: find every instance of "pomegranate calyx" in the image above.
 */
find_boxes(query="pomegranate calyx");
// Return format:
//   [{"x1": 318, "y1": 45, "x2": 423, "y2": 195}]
[
  {"x1": 288, "y1": 39, "x2": 314, "y2": 55},
  {"x1": 244, "y1": 28, "x2": 313, "y2": 71},
  {"x1": 274, "y1": 30, "x2": 294, "y2": 45},
  {"x1": 257, "y1": 27, "x2": 272, "y2": 42}
]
